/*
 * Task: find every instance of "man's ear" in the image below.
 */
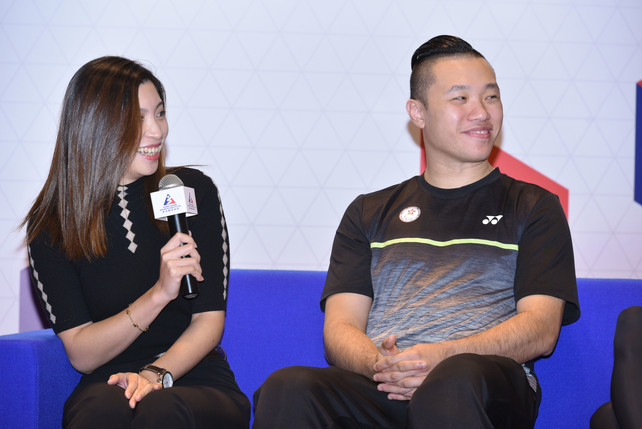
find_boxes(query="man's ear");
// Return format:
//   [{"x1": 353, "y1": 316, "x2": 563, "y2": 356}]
[{"x1": 406, "y1": 99, "x2": 425, "y2": 129}]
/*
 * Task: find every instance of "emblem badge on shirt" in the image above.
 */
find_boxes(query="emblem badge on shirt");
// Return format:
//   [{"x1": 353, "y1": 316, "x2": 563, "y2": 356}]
[
  {"x1": 482, "y1": 215, "x2": 503, "y2": 225},
  {"x1": 399, "y1": 206, "x2": 421, "y2": 223}
]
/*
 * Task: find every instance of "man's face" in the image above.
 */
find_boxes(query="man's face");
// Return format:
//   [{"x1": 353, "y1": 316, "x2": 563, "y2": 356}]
[{"x1": 418, "y1": 56, "x2": 503, "y2": 170}]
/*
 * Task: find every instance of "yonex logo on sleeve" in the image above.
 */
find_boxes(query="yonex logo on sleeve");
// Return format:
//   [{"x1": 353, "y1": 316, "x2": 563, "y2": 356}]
[{"x1": 482, "y1": 215, "x2": 503, "y2": 225}]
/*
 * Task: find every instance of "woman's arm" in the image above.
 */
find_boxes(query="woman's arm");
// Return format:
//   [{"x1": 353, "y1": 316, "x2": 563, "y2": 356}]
[
  {"x1": 58, "y1": 232, "x2": 204, "y2": 373},
  {"x1": 144, "y1": 310, "x2": 224, "y2": 379},
  {"x1": 107, "y1": 310, "x2": 225, "y2": 408}
]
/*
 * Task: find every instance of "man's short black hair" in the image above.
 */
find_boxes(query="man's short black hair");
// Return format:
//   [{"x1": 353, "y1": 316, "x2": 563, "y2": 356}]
[{"x1": 410, "y1": 35, "x2": 486, "y2": 103}]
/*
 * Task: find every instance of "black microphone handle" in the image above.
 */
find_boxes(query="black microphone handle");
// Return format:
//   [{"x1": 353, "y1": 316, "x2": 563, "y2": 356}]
[{"x1": 167, "y1": 213, "x2": 199, "y2": 299}]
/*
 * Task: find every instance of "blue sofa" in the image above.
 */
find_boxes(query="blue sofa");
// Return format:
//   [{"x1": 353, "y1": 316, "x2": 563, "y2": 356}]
[{"x1": 1, "y1": 270, "x2": 640, "y2": 428}]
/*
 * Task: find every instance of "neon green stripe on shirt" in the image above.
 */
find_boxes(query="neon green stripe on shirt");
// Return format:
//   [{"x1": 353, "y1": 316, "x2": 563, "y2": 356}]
[{"x1": 370, "y1": 237, "x2": 518, "y2": 251}]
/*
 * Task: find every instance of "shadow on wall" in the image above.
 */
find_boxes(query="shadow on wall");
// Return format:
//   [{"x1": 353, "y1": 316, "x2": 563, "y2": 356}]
[{"x1": 19, "y1": 267, "x2": 50, "y2": 332}]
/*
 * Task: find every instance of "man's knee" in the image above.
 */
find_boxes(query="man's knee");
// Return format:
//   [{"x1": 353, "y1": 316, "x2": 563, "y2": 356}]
[
  {"x1": 426, "y1": 353, "x2": 490, "y2": 387},
  {"x1": 253, "y1": 366, "x2": 337, "y2": 428},
  {"x1": 409, "y1": 353, "x2": 490, "y2": 413},
  {"x1": 407, "y1": 354, "x2": 491, "y2": 427},
  {"x1": 254, "y1": 366, "x2": 323, "y2": 406},
  {"x1": 411, "y1": 353, "x2": 527, "y2": 411},
  {"x1": 409, "y1": 354, "x2": 534, "y2": 428}
]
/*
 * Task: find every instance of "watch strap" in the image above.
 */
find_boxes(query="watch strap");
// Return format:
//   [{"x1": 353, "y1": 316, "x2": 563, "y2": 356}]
[{"x1": 140, "y1": 364, "x2": 170, "y2": 385}]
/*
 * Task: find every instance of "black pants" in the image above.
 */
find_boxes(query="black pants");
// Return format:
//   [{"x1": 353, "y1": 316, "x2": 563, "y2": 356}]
[
  {"x1": 590, "y1": 306, "x2": 642, "y2": 429},
  {"x1": 253, "y1": 353, "x2": 540, "y2": 429},
  {"x1": 63, "y1": 356, "x2": 251, "y2": 429}
]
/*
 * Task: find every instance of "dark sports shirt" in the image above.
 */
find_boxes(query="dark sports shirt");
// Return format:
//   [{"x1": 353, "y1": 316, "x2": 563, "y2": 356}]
[{"x1": 322, "y1": 168, "x2": 580, "y2": 351}]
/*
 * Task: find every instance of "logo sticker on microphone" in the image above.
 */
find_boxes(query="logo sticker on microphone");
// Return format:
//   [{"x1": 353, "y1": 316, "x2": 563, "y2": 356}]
[
  {"x1": 187, "y1": 192, "x2": 196, "y2": 212},
  {"x1": 150, "y1": 186, "x2": 198, "y2": 220}
]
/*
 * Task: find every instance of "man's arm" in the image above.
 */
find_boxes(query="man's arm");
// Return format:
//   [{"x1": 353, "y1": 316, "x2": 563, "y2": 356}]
[
  {"x1": 324, "y1": 292, "x2": 414, "y2": 380},
  {"x1": 446, "y1": 294, "x2": 565, "y2": 362},
  {"x1": 373, "y1": 294, "x2": 565, "y2": 399},
  {"x1": 323, "y1": 293, "x2": 376, "y2": 378}
]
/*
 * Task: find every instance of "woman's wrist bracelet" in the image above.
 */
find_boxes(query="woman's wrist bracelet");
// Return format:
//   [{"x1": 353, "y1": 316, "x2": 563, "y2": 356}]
[{"x1": 126, "y1": 304, "x2": 149, "y2": 333}]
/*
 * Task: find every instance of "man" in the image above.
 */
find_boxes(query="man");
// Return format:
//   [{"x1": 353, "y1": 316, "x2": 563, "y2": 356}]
[{"x1": 253, "y1": 35, "x2": 580, "y2": 429}]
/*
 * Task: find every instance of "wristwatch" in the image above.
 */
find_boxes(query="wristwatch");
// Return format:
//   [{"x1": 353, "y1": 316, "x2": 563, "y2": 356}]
[{"x1": 140, "y1": 364, "x2": 173, "y2": 388}]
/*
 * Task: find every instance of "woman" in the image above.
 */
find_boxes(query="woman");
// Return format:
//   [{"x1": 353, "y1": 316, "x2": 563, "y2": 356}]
[{"x1": 22, "y1": 56, "x2": 250, "y2": 428}]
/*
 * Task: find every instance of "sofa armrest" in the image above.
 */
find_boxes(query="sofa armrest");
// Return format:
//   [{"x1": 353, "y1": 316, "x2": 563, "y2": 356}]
[{"x1": 0, "y1": 328, "x2": 80, "y2": 429}]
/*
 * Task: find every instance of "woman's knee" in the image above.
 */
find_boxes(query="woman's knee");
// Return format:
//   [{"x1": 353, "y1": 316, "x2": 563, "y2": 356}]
[
  {"x1": 63, "y1": 384, "x2": 132, "y2": 428},
  {"x1": 135, "y1": 387, "x2": 249, "y2": 428}
]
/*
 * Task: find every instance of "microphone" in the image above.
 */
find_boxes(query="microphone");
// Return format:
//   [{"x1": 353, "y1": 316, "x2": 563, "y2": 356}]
[{"x1": 151, "y1": 174, "x2": 199, "y2": 299}]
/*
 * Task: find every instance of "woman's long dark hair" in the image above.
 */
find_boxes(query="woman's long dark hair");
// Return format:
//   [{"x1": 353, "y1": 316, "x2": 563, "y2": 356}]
[{"x1": 22, "y1": 56, "x2": 168, "y2": 260}]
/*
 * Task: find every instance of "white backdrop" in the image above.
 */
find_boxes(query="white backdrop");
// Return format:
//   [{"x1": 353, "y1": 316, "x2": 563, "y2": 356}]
[{"x1": 1, "y1": 0, "x2": 641, "y2": 334}]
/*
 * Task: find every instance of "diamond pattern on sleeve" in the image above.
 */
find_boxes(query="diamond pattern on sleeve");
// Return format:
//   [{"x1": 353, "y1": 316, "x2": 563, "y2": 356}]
[
  {"x1": 117, "y1": 185, "x2": 138, "y2": 254},
  {"x1": 217, "y1": 187, "x2": 229, "y2": 300},
  {"x1": 27, "y1": 245, "x2": 56, "y2": 325}
]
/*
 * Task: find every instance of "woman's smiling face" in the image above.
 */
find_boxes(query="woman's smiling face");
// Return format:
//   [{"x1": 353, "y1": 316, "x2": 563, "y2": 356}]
[{"x1": 120, "y1": 80, "x2": 168, "y2": 185}]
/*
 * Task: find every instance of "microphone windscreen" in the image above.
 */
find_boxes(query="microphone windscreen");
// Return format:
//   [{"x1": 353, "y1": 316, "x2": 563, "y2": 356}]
[{"x1": 159, "y1": 174, "x2": 183, "y2": 190}]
